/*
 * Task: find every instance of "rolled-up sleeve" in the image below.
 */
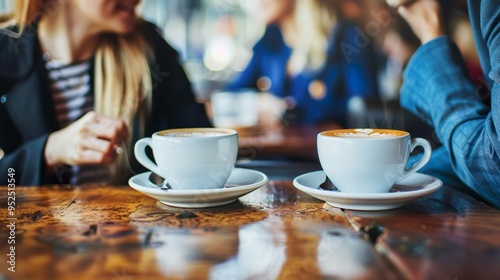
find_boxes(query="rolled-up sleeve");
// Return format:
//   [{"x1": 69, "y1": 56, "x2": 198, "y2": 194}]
[{"x1": 400, "y1": 36, "x2": 500, "y2": 208}]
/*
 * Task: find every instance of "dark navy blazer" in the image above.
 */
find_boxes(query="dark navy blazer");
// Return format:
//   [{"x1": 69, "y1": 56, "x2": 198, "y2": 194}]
[{"x1": 0, "y1": 21, "x2": 211, "y2": 185}]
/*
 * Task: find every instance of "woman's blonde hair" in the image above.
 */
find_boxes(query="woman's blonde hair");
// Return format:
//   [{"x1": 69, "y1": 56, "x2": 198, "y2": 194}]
[
  {"x1": 1, "y1": 0, "x2": 153, "y2": 183},
  {"x1": 289, "y1": 0, "x2": 339, "y2": 74}
]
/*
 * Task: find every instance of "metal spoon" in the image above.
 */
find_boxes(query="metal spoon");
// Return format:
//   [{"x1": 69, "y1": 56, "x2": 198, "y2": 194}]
[
  {"x1": 319, "y1": 177, "x2": 338, "y2": 191},
  {"x1": 148, "y1": 173, "x2": 171, "y2": 190}
]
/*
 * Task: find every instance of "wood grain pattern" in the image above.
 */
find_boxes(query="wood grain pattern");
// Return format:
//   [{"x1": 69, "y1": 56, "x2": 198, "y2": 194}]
[
  {"x1": 0, "y1": 181, "x2": 401, "y2": 280},
  {"x1": 344, "y1": 186, "x2": 500, "y2": 279},
  {"x1": 3, "y1": 178, "x2": 497, "y2": 279}
]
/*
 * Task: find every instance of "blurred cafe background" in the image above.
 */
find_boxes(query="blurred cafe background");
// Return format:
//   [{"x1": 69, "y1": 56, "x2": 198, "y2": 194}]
[{"x1": 0, "y1": 0, "x2": 477, "y2": 163}]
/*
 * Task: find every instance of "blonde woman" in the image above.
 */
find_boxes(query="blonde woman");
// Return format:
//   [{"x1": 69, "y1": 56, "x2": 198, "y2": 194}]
[
  {"x1": 0, "y1": 0, "x2": 211, "y2": 185},
  {"x1": 226, "y1": 0, "x2": 378, "y2": 126}
]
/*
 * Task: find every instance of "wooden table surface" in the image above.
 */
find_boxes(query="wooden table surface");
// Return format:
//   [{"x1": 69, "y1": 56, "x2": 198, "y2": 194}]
[{"x1": 1, "y1": 168, "x2": 499, "y2": 280}]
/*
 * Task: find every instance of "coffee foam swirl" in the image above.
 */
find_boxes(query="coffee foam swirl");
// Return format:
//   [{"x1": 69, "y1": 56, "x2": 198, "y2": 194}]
[
  {"x1": 323, "y1": 129, "x2": 407, "y2": 138},
  {"x1": 163, "y1": 132, "x2": 226, "y2": 137}
]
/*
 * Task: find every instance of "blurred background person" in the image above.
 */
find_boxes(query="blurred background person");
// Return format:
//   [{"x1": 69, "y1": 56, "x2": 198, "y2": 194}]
[
  {"x1": 224, "y1": 0, "x2": 379, "y2": 127},
  {"x1": 379, "y1": 16, "x2": 420, "y2": 101},
  {"x1": 447, "y1": 10, "x2": 484, "y2": 90},
  {"x1": 334, "y1": 1, "x2": 437, "y2": 145},
  {"x1": 0, "y1": 0, "x2": 210, "y2": 186},
  {"x1": 338, "y1": 0, "x2": 364, "y2": 24}
]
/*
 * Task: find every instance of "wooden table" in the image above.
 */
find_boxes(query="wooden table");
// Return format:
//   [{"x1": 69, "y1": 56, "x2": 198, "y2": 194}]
[{"x1": 1, "y1": 170, "x2": 499, "y2": 279}]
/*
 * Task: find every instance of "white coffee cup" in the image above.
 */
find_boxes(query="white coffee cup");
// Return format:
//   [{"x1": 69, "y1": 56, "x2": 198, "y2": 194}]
[
  {"x1": 317, "y1": 128, "x2": 432, "y2": 193},
  {"x1": 210, "y1": 90, "x2": 258, "y2": 128},
  {"x1": 134, "y1": 128, "x2": 238, "y2": 190}
]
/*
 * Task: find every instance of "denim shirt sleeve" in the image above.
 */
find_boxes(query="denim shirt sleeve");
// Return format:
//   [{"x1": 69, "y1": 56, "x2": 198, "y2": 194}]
[{"x1": 400, "y1": 36, "x2": 500, "y2": 208}]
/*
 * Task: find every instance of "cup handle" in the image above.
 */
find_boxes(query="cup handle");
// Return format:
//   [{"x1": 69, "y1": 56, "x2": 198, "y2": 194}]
[
  {"x1": 398, "y1": 138, "x2": 432, "y2": 181},
  {"x1": 134, "y1": 138, "x2": 162, "y2": 176}
]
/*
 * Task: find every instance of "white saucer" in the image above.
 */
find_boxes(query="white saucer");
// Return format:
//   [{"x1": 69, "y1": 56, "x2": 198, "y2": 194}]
[
  {"x1": 293, "y1": 171, "x2": 443, "y2": 211},
  {"x1": 128, "y1": 168, "x2": 268, "y2": 208}
]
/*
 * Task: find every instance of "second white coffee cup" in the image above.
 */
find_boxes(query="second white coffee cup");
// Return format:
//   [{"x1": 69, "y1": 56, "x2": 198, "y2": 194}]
[
  {"x1": 134, "y1": 128, "x2": 238, "y2": 190},
  {"x1": 318, "y1": 128, "x2": 432, "y2": 193}
]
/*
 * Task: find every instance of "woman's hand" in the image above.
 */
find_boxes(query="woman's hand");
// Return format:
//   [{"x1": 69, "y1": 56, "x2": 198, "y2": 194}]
[
  {"x1": 387, "y1": 0, "x2": 445, "y2": 44},
  {"x1": 44, "y1": 111, "x2": 129, "y2": 167}
]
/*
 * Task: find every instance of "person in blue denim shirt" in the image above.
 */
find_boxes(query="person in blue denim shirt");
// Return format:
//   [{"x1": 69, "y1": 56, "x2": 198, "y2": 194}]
[
  {"x1": 225, "y1": 0, "x2": 378, "y2": 126},
  {"x1": 388, "y1": 0, "x2": 500, "y2": 209}
]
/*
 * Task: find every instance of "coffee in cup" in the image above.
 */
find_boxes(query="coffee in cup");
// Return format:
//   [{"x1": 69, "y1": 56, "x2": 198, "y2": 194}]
[
  {"x1": 317, "y1": 128, "x2": 432, "y2": 193},
  {"x1": 134, "y1": 128, "x2": 238, "y2": 190}
]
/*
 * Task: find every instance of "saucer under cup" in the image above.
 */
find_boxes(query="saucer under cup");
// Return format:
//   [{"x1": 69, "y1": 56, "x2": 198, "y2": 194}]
[{"x1": 128, "y1": 168, "x2": 268, "y2": 208}]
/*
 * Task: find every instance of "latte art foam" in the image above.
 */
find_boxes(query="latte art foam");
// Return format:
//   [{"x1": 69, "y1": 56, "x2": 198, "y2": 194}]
[
  {"x1": 161, "y1": 131, "x2": 227, "y2": 137},
  {"x1": 322, "y1": 129, "x2": 408, "y2": 138},
  {"x1": 336, "y1": 132, "x2": 399, "y2": 138}
]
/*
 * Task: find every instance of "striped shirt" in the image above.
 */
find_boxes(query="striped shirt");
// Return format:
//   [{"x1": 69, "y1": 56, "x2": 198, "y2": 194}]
[{"x1": 44, "y1": 54, "x2": 110, "y2": 185}]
